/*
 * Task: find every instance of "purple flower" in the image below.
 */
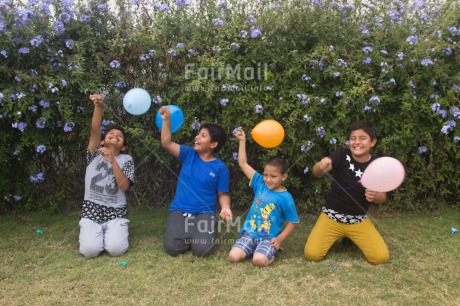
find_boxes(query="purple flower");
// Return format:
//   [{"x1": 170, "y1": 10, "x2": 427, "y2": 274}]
[
  {"x1": 363, "y1": 105, "x2": 373, "y2": 112},
  {"x1": 255, "y1": 105, "x2": 263, "y2": 114},
  {"x1": 97, "y1": 4, "x2": 108, "y2": 12},
  {"x1": 18, "y1": 47, "x2": 30, "y2": 54},
  {"x1": 251, "y1": 28, "x2": 262, "y2": 38},
  {"x1": 36, "y1": 117, "x2": 46, "y2": 128},
  {"x1": 369, "y1": 96, "x2": 380, "y2": 104},
  {"x1": 110, "y1": 60, "x2": 120, "y2": 69},
  {"x1": 336, "y1": 59, "x2": 348, "y2": 67},
  {"x1": 232, "y1": 127, "x2": 240, "y2": 136},
  {"x1": 316, "y1": 126, "x2": 325, "y2": 138},
  {"x1": 239, "y1": 30, "x2": 248, "y2": 38},
  {"x1": 441, "y1": 125, "x2": 452, "y2": 135},
  {"x1": 59, "y1": 13, "x2": 71, "y2": 23},
  {"x1": 297, "y1": 94, "x2": 309, "y2": 104},
  {"x1": 418, "y1": 146, "x2": 427, "y2": 154},
  {"x1": 335, "y1": 91, "x2": 343, "y2": 97},
  {"x1": 61, "y1": 79, "x2": 67, "y2": 86},
  {"x1": 220, "y1": 98, "x2": 229, "y2": 106},
  {"x1": 381, "y1": 50, "x2": 388, "y2": 55},
  {"x1": 431, "y1": 103, "x2": 441, "y2": 112},
  {"x1": 36, "y1": 145, "x2": 46, "y2": 153},
  {"x1": 212, "y1": 46, "x2": 221, "y2": 52},
  {"x1": 30, "y1": 35, "x2": 44, "y2": 47},
  {"x1": 266, "y1": 85, "x2": 274, "y2": 91},
  {"x1": 115, "y1": 81, "x2": 126, "y2": 88},
  {"x1": 80, "y1": 15, "x2": 90, "y2": 22},
  {"x1": 397, "y1": 52, "x2": 404, "y2": 60},
  {"x1": 450, "y1": 107, "x2": 460, "y2": 118},
  {"x1": 168, "y1": 49, "x2": 177, "y2": 56},
  {"x1": 438, "y1": 109, "x2": 447, "y2": 118},
  {"x1": 362, "y1": 57, "x2": 371, "y2": 64},
  {"x1": 303, "y1": 167, "x2": 309, "y2": 174},
  {"x1": 63, "y1": 122, "x2": 74, "y2": 132},
  {"x1": 453, "y1": 83, "x2": 460, "y2": 93},
  {"x1": 39, "y1": 100, "x2": 50, "y2": 108},
  {"x1": 176, "y1": 43, "x2": 185, "y2": 49},
  {"x1": 421, "y1": 59, "x2": 434, "y2": 66},
  {"x1": 153, "y1": 95, "x2": 162, "y2": 104},
  {"x1": 65, "y1": 39, "x2": 73, "y2": 49},
  {"x1": 212, "y1": 18, "x2": 224, "y2": 26},
  {"x1": 1, "y1": 50, "x2": 7, "y2": 58},
  {"x1": 16, "y1": 122, "x2": 27, "y2": 132},
  {"x1": 29, "y1": 105, "x2": 38, "y2": 113},
  {"x1": 409, "y1": 80, "x2": 416, "y2": 88},
  {"x1": 175, "y1": 0, "x2": 190, "y2": 7},
  {"x1": 301, "y1": 141, "x2": 314, "y2": 153},
  {"x1": 304, "y1": 114, "x2": 311, "y2": 122},
  {"x1": 30, "y1": 172, "x2": 45, "y2": 183},
  {"x1": 53, "y1": 21, "x2": 65, "y2": 34},
  {"x1": 363, "y1": 46, "x2": 373, "y2": 54},
  {"x1": 229, "y1": 42, "x2": 240, "y2": 50},
  {"x1": 446, "y1": 120, "x2": 457, "y2": 128},
  {"x1": 191, "y1": 117, "x2": 201, "y2": 130},
  {"x1": 153, "y1": 3, "x2": 170, "y2": 12},
  {"x1": 330, "y1": 138, "x2": 337, "y2": 145},
  {"x1": 232, "y1": 152, "x2": 238, "y2": 160},
  {"x1": 406, "y1": 35, "x2": 418, "y2": 45},
  {"x1": 333, "y1": 71, "x2": 340, "y2": 77},
  {"x1": 13, "y1": 195, "x2": 22, "y2": 201},
  {"x1": 247, "y1": 16, "x2": 256, "y2": 25},
  {"x1": 302, "y1": 75, "x2": 311, "y2": 82},
  {"x1": 454, "y1": 136, "x2": 460, "y2": 143}
]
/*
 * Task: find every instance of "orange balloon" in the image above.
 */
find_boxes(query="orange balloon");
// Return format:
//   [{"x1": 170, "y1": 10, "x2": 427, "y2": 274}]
[{"x1": 251, "y1": 120, "x2": 285, "y2": 148}]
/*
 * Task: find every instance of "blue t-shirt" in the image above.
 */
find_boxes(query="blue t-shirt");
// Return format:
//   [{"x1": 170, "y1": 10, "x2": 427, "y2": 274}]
[
  {"x1": 240, "y1": 172, "x2": 299, "y2": 239},
  {"x1": 169, "y1": 145, "x2": 230, "y2": 214}
]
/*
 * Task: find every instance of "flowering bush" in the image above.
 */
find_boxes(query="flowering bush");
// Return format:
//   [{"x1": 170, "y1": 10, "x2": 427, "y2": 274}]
[{"x1": 1, "y1": 0, "x2": 459, "y2": 212}]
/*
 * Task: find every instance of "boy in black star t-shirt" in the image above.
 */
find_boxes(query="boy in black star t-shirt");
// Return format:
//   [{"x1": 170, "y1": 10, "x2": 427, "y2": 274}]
[{"x1": 304, "y1": 121, "x2": 389, "y2": 265}]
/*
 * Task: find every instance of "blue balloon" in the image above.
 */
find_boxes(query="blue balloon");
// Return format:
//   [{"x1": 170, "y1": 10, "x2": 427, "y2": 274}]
[
  {"x1": 123, "y1": 88, "x2": 151, "y2": 115},
  {"x1": 155, "y1": 105, "x2": 184, "y2": 133}
]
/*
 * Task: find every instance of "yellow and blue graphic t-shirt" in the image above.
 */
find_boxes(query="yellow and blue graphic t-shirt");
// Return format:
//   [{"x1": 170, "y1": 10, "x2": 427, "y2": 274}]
[{"x1": 240, "y1": 172, "x2": 299, "y2": 239}]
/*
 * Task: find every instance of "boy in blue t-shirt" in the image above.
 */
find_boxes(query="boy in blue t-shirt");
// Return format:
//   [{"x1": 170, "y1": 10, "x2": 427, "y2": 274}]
[
  {"x1": 229, "y1": 128, "x2": 299, "y2": 267},
  {"x1": 160, "y1": 106, "x2": 232, "y2": 257}
]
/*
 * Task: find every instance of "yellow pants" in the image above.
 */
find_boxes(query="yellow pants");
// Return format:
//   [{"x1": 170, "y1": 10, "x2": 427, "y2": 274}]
[{"x1": 304, "y1": 213, "x2": 389, "y2": 265}]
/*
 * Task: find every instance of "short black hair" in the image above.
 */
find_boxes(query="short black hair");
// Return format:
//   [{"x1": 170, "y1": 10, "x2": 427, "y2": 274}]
[
  {"x1": 265, "y1": 156, "x2": 289, "y2": 174},
  {"x1": 347, "y1": 121, "x2": 376, "y2": 141},
  {"x1": 103, "y1": 124, "x2": 127, "y2": 147},
  {"x1": 199, "y1": 123, "x2": 227, "y2": 153}
]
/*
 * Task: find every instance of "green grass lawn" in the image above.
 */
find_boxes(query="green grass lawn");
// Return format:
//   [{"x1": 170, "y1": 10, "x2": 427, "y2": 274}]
[{"x1": 1, "y1": 207, "x2": 459, "y2": 305}]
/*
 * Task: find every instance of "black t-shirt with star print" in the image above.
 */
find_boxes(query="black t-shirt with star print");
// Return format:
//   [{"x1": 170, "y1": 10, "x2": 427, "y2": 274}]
[{"x1": 325, "y1": 148, "x2": 377, "y2": 215}]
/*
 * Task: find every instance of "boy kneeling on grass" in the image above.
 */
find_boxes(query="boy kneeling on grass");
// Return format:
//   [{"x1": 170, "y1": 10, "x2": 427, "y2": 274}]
[
  {"x1": 229, "y1": 128, "x2": 299, "y2": 267},
  {"x1": 79, "y1": 94, "x2": 135, "y2": 258}
]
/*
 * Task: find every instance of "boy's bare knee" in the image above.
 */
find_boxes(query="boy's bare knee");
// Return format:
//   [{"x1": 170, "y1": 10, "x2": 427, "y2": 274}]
[
  {"x1": 252, "y1": 253, "x2": 272, "y2": 267},
  {"x1": 228, "y1": 248, "x2": 246, "y2": 263}
]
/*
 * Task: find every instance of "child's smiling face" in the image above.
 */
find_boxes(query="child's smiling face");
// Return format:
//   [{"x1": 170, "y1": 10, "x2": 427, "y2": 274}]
[
  {"x1": 263, "y1": 164, "x2": 287, "y2": 191},
  {"x1": 348, "y1": 129, "x2": 376, "y2": 162},
  {"x1": 194, "y1": 128, "x2": 216, "y2": 153},
  {"x1": 102, "y1": 129, "x2": 125, "y2": 150}
]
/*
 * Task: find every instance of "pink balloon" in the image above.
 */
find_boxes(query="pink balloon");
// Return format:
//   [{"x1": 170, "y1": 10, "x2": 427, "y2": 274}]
[{"x1": 361, "y1": 157, "x2": 405, "y2": 192}]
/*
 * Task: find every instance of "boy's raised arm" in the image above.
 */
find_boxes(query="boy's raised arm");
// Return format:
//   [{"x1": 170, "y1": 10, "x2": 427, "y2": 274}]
[
  {"x1": 88, "y1": 94, "x2": 104, "y2": 152},
  {"x1": 235, "y1": 127, "x2": 256, "y2": 180},
  {"x1": 160, "y1": 106, "x2": 180, "y2": 158}
]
